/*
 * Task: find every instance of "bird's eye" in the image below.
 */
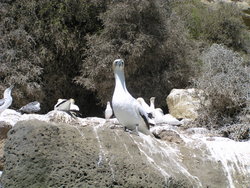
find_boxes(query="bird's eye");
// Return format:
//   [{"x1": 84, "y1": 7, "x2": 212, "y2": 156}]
[{"x1": 148, "y1": 113, "x2": 154, "y2": 119}]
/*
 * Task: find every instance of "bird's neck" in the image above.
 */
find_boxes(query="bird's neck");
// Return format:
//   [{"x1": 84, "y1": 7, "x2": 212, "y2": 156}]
[
  {"x1": 150, "y1": 100, "x2": 155, "y2": 109},
  {"x1": 4, "y1": 91, "x2": 11, "y2": 99},
  {"x1": 114, "y1": 70, "x2": 128, "y2": 93}
]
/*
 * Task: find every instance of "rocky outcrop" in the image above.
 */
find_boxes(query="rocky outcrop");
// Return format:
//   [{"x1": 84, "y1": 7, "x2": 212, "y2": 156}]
[
  {"x1": 0, "y1": 114, "x2": 249, "y2": 188},
  {"x1": 166, "y1": 89, "x2": 209, "y2": 120},
  {"x1": 1, "y1": 120, "x2": 190, "y2": 187},
  {"x1": 0, "y1": 121, "x2": 12, "y2": 171},
  {"x1": 0, "y1": 122, "x2": 11, "y2": 140}
]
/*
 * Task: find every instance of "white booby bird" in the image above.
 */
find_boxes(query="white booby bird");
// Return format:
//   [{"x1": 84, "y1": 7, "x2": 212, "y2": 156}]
[
  {"x1": 148, "y1": 96, "x2": 164, "y2": 124},
  {"x1": 54, "y1": 98, "x2": 73, "y2": 111},
  {"x1": 112, "y1": 59, "x2": 155, "y2": 136},
  {"x1": 161, "y1": 114, "x2": 182, "y2": 126},
  {"x1": 54, "y1": 98, "x2": 80, "y2": 111},
  {"x1": 54, "y1": 98, "x2": 81, "y2": 117},
  {"x1": 149, "y1": 96, "x2": 182, "y2": 125},
  {"x1": 0, "y1": 85, "x2": 14, "y2": 114},
  {"x1": 19, "y1": 101, "x2": 41, "y2": 114},
  {"x1": 105, "y1": 101, "x2": 113, "y2": 119}
]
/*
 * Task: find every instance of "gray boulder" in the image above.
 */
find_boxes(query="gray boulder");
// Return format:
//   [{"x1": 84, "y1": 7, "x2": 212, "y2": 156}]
[
  {"x1": 1, "y1": 118, "x2": 249, "y2": 188},
  {"x1": 1, "y1": 120, "x2": 189, "y2": 188}
]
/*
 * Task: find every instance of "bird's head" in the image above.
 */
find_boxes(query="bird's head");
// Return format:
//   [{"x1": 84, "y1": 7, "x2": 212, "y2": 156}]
[
  {"x1": 137, "y1": 97, "x2": 145, "y2": 105},
  {"x1": 150, "y1": 97, "x2": 155, "y2": 103},
  {"x1": 69, "y1": 98, "x2": 75, "y2": 104},
  {"x1": 112, "y1": 59, "x2": 124, "y2": 72},
  {"x1": 4, "y1": 85, "x2": 14, "y2": 98}
]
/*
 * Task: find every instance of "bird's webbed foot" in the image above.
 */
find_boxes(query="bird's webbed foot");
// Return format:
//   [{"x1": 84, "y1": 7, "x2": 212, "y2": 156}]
[{"x1": 124, "y1": 126, "x2": 139, "y2": 136}]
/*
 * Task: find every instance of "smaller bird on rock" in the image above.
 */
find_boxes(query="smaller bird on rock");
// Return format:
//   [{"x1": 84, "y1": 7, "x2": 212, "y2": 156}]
[
  {"x1": 54, "y1": 98, "x2": 81, "y2": 117},
  {"x1": 105, "y1": 101, "x2": 113, "y2": 120},
  {"x1": 18, "y1": 101, "x2": 41, "y2": 114}
]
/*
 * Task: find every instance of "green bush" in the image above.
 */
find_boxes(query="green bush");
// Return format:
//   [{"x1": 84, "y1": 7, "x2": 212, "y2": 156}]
[
  {"x1": 173, "y1": 0, "x2": 250, "y2": 51},
  {"x1": 193, "y1": 44, "x2": 249, "y2": 127},
  {"x1": 76, "y1": 0, "x2": 197, "y2": 107},
  {"x1": 0, "y1": 2, "x2": 44, "y2": 104},
  {"x1": 0, "y1": 0, "x2": 106, "y2": 114}
]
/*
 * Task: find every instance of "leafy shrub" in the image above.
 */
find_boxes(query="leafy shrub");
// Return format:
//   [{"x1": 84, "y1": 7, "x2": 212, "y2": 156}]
[
  {"x1": 76, "y1": 0, "x2": 197, "y2": 107},
  {"x1": 193, "y1": 44, "x2": 249, "y2": 127},
  {"x1": 173, "y1": 0, "x2": 250, "y2": 51},
  {"x1": 0, "y1": 2, "x2": 44, "y2": 105},
  {"x1": 0, "y1": 0, "x2": 106, "y2": 114}
]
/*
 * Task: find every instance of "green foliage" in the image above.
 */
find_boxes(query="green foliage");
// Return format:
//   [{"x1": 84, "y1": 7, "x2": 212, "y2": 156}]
[
  {"x1": 173, "y1": 0, "x2": 250, "y2": 51},
  {"x1": 193, "y1": 44, "x2": 249, "y2": 127},
  {"x1": 0, "y1": 0, "x2": 249, "y2": 123},
  {"x1": 0, "y1": 0, "x2": 106, "y2": 113},
  {"x1": 76, "y1": 0, "x2": 197, "y2": 107},
  {"x1": 0, "y1": 2, "x2": 44, "y2": 104}
]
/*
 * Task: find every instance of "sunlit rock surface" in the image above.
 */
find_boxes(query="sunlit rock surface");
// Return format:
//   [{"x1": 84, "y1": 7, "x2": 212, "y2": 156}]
[
  {"x1": 0, "y1": 111, "x2": 249, "y2": 187},
  {"x1": 166, "y1": 89, "x2": 209, "y2": 120},
  {"x1": 0, "y1": 121, "x2": 12, "y2": 171}
]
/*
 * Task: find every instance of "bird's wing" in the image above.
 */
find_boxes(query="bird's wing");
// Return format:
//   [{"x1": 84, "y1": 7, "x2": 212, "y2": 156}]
[
  {"x1": 55, "y1": 100, "x2": 71, "y2": 111},
  {"x1": 137, "y1": 102, "x2": 155, "y2": 129},
  {"x1": 54, "y1": 99, "x2": 67, "y2": 109},
  {"x1": 70, "y1": 103, "x2": 79, "y2": 111},
  {"x1": 0, "y1": 98, "x2": 5, "y2": 106}
]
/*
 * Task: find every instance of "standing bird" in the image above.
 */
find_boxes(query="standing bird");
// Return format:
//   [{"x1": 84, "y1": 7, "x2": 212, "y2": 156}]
[
  {"x1": 19, "y1": 101, "x2": 41, "y2": 114},
  {"x1": 112, "y1": 59, "x2": 155, "y2": 136},
  {"x1": 0, "y1": 85, "x2": 14, "y2": 114},
  {"x1": 105, "y1": 101, "x2": 113, "y2": 119}
]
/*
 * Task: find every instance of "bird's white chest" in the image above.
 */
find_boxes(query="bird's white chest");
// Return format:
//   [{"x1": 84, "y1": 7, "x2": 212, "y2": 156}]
[{"x1": 112, "y1": 94, "x2": 140, "y2": 127}]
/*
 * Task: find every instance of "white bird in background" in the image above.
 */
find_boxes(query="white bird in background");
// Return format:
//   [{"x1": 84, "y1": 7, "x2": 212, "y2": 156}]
[
  {"x1": 149, "y1": 96, "x2": 182, "y2": 125},
  {"x1": 54, "y1": 98, "x2": 81, "y2": 117},
  {"x1": 137, "y1": 98, "x2": 152, "y2": 114},
  {"x1": 149, "y1": 96, "x2": 164, "y2": 124},
  {"x1": 54, "y1": 98, "x2": 73, "y2": 111},
  {"x1": 112, "y1": 59, "x2": 155, "y2": 136},
  {"x1": 105, "y1": 101, "x2": 113, "y2": 119},
  {"x1": 54, "y1": 98, "x2": 80, "y2": 111},
  {"x1": 0, "y1": 85, "x2": 14, "y2": 114},
  {"x1": 19, "y1": 101, "x2": 41, "y2": 114},
  {"x1": 161, "y1": 114, "x2": 182, "y2": 126}
]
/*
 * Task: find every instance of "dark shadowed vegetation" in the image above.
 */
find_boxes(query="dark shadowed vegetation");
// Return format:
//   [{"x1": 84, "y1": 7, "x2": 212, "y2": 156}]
[
  {"x1": 0, "y1": 0, "x2": 107, "y2": 115},
  {"x1": 75, "y1": 0, "x2": 198, "y2": 108},
  {"x1": 0, "y1": 0, "x2": 249, "y2": 134}
]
